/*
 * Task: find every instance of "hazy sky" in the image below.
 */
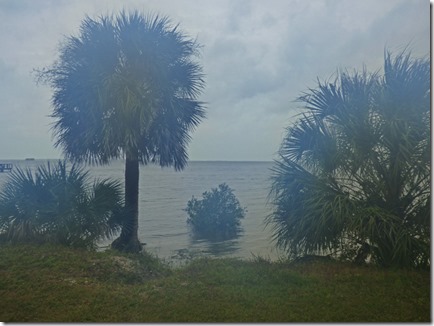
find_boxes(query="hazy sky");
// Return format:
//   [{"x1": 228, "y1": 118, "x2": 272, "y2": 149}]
[{"x1": 0, "y1": 0, "x2": 429, "y2": 161}]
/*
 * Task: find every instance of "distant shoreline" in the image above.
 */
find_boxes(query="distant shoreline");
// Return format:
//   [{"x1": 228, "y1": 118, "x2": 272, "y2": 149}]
[{"x1": 0, "y1": 159, "x2": 274, "y2": 163}]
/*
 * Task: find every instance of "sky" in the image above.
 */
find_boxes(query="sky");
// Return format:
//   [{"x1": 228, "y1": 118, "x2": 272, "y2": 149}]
[{"x1": 0, "y1": 0, "x2": 430, "y2": 162}]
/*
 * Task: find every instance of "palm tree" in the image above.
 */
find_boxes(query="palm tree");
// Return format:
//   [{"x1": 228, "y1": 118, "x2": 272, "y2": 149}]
[
  {"x1": 39, "y1": 11, "x2": 205, "y2": 252},
  {"x1": 0, "y1": 161, "x2": 123, "y2": 249},
  {"x1": 268, "y1": 50, "x2": 430, "y2": 268}
]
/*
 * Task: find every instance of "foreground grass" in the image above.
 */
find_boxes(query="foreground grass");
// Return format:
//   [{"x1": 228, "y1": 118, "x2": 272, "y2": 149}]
[{"x1": 0, "y1": 244, "x2": 429, "y2": 322}]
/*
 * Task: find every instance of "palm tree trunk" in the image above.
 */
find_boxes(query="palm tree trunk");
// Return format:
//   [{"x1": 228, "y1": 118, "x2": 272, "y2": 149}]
[{"x1": 111, "y1": 152, "x2": 143, "y2": 253}]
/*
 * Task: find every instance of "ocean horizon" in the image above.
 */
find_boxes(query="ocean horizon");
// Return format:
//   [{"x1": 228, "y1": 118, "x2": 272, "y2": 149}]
[{"x1": 0, "y1": 159, "x2": 285, "y2": 261}]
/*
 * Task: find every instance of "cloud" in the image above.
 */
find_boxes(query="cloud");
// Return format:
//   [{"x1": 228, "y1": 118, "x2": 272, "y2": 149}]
[
  {"x1": 0, "y1": 59, "x2": 59, "y2": 158},
  {"x1": 0, "y1": 0, "x2": 429, "y2": 160}
]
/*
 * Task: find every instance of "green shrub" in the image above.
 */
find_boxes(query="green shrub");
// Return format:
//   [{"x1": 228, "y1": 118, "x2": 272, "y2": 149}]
[
  {"x1": 185, "y1": 183, "x2": 246, "y2": 239},
  {"x1": 0, "y1": 160, "x2": 123, "y2": 249},
  {"x1": 268, "y1": 50, "x2": 430, "y2": 268}
]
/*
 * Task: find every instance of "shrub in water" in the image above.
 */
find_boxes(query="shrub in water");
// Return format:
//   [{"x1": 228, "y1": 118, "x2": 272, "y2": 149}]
[
  {"x1": 185, "y1": 183, "x2": 246, "y2": 239},
  {"x1": 0, "y1": 160, "x2": 123, "y2": 249}
]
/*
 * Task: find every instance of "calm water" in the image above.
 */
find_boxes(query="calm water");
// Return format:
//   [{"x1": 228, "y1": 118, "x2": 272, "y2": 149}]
[{"x1": 0, "y1": 159, "x2": 285, "y2": 261}]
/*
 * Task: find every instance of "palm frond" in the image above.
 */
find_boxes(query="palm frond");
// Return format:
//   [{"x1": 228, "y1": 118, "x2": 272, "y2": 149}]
[
  {"x1": 0, "y1": 161, "x2": 123, "y2": 249},
  {"x1": 269, "y1": 49, "x2": 430, "y2": 268},
  {"x1": 39, "y1": 11, "x2": 205, "y2": 166}
]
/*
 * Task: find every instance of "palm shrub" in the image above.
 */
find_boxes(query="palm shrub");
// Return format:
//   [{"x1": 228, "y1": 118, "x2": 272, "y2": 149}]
[
  {"x1": 268, "y1": 50, "x2": 430, "y2": 268},
  {"x1": 185, "y1": 183, "x2": 246, "y2": 240},
  {"x1": 0, "y1": 161, "x2": 123, "y2": 249}
]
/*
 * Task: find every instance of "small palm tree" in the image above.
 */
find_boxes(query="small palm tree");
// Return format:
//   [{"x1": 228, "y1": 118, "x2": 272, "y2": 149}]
[
  {"x1": 38, "y1": 11, "x2": 205, "y2": 252},
  {"x1": 268, "y1": 50, "x2": 430, "y2": 268},
  {"x1": 0, "y1": 161, "x2": 123, "y2": 249}
]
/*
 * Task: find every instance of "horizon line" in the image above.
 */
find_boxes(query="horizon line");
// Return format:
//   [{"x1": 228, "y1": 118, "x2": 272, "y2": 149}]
[{"x1": 0, "y1": 158, "x2": 274, "y2": 163}]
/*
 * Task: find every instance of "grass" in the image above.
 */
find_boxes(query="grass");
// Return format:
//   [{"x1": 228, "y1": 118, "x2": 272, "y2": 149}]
[{"x1": 0, "y1": 244, "x2": 430, "y2": 322}]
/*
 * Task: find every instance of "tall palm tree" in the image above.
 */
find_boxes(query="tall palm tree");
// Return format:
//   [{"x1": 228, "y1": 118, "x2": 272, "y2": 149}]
[
  {"x1": 39, "y1": 11, "x2": 205, "y2": 252},
  {"x1": 268, "y1": 50, "x2": 430, "y2": 268}
]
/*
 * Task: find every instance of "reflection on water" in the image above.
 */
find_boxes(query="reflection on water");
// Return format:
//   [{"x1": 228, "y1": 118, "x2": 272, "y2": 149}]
[
  {"x1": 0, "y1": 159, "x2": 286, "y2": 261},
  {"x1": 171, "y1": 238, "x2": 240, "y2": 262},
  {"x1": 199, "y1": 239, "x2": 241, "y2": 256},
  {"x1": 189, "y1": 229, "x2": 243, "y2": 256}
]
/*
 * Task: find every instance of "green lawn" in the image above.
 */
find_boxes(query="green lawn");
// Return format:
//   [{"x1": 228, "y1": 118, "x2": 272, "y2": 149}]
[{"x1": 0, "y1": 244, "x2": 429, "y2": 322}]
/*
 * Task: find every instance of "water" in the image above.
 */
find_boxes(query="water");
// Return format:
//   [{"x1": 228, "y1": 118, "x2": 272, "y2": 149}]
[{"x1": 0, "y1": 159, "x2": 285, "y2": 261}]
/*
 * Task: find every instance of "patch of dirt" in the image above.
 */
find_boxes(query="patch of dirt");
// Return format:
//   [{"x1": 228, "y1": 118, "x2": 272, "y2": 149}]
[{"x1": 111, "y1": 256, "x2": 137, "y2": 272}]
